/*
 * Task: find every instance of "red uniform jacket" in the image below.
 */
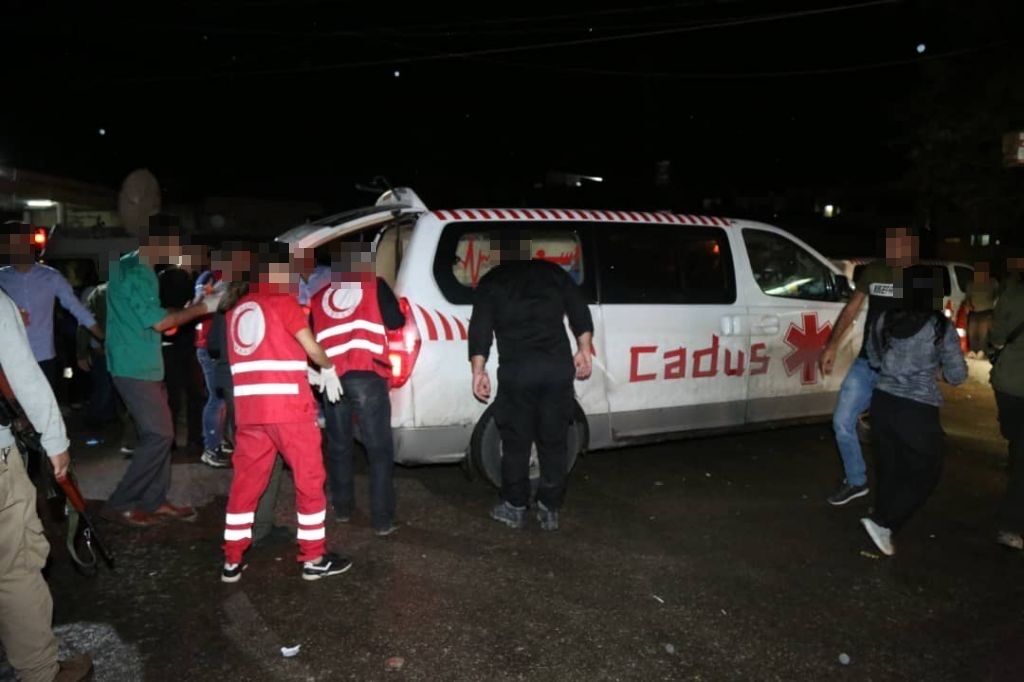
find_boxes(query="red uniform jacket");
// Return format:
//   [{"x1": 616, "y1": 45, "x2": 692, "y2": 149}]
[
  {"x1": 227, "y1": 289, "x2": 316, "y2": 426},
  {"x1": 310, "y1": 276, "x2": 391, "y2": 380}
]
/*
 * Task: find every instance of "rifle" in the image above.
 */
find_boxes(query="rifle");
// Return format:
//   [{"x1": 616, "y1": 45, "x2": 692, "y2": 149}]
[{"x1": 0, "y1": 370, "x2": 115, "y2": 574}]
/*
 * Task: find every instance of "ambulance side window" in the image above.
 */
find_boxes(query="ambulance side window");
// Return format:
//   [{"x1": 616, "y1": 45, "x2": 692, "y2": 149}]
[
  {"x1": 598, "y1": 225, "x2": 735, "y2": 304},
  {"x1": 743, "y1": 229, "x2": 837, "y2": 301},
  {"x1": 434, "y1": 222, "x2": 592, "y2": 305}
]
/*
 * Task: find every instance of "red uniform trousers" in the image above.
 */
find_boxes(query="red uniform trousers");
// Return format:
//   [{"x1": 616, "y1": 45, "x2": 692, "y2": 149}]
[{"x1": 222, "y1": 420, "x2": 327, "y2": 564}]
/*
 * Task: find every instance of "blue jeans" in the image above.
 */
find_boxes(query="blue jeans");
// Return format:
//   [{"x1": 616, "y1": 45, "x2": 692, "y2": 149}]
[
  {"x1": 197, "y1": 348, "x2": 225, "y2": 450},
  {"x1": 832, "y1": 357, "x2": 878, "y2": 487},
  {"x1": 323, "y1": 372, "x2": 395, "y2": 530}
]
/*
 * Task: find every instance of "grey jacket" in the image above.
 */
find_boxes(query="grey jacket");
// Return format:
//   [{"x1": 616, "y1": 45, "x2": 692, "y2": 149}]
[{"x1": 866, "y1": 313, "x2": 967, "y2": 407}]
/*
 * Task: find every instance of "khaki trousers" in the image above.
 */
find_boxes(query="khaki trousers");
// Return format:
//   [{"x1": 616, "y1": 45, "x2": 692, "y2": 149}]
[{"x1": 0, "y1": 443, "x2": 59, "y2": 682}]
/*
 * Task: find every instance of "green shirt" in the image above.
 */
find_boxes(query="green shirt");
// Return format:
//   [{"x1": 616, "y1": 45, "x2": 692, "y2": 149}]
[
  {"x1": 991, "y1": 274, "x2": 1024, "y2": 398},
  {"x1": 105, "y1": 251, "x2": 166, "y2": 381}
]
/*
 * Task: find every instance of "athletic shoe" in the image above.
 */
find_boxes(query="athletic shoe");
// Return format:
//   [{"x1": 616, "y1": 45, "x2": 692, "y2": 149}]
[
  {"x1": 860, "y1": 517, "x2": 896, "y2": 556},
  {"x1": 828, "y1": 481, "x2": 870, "y2": 506},
  {"x1": 120, "y1": 446, "x2": 135, "y2": 458},
  {"x1": 302, "y1": 552, "x2": 353, "y2": 581},
  {"x1": 221, "y1": 562, "x2": 246, "y2": 583},
  {"x1": 374, "y1": 523, "x2": 399, "y2": 538},
  {"x1": 220, "y1": 440, "x2": 235, "y2": 454},
  {"x1": 201, "y1": 448, "x2": 231, "y2": 468},
  {"x1": 490, "y1": 501, "x2": 528, "y2": 529},
  {"x1": 996, "y1": 530, "x2": 1024, "y2": 550},
  {"x1": 536, "y1": 502, "x2": 559, "y2": 531}
]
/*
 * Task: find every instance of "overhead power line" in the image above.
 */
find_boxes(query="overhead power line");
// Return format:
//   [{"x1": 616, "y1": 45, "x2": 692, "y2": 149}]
[{"x1": 119, "y1": 0, "x2": 900, "y2": 82}]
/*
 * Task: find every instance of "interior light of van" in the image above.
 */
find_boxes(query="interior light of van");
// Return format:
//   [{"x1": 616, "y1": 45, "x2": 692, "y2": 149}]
[
  {"x1": 26, "y1": 199, "x2": 56, "y2": 208},
  {"x1": 387, "y1": 297, "x2": 421, "y2": 388}
]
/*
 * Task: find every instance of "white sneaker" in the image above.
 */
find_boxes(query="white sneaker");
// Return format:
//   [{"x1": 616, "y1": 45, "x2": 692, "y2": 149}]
[
  {"x1": 860, "y1": 518, "x2": 896, "y2": 556},
  {"x1": 996, "y1": 531, "x2": 1024, "y2": 550}
]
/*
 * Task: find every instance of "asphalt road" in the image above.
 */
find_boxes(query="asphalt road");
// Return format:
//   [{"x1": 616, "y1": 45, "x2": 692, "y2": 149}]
[{"x1": 4, "y1": 370, "x2": 1023, "y2": 681}]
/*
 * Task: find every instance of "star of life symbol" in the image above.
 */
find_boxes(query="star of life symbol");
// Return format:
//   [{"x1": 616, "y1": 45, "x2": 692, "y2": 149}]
[
  {"x1": 322, "y1": 284, "x2": 363, "y2": 320},
  {"x1": 783, "y1": 312, "x2": 832, "y2": 385},
  {"x1": 232, "y1": 301, "x2": 266, "y2": 356}
]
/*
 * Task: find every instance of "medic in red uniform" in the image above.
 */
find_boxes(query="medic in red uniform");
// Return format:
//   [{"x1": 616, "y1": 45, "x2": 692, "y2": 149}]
[
  {"x1": 309, "y1": 243, "x2": 405, "y2": 536},
  {"x1": 219, "y1": 244, "x2": 350, "y2": 583}
]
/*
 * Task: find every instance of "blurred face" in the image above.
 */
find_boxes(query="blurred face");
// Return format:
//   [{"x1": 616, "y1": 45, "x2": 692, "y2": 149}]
[
  {"x1": 290, "y1": 245, "x2": 314, "y2": 279},
  {"x1": 2, "y1": 231, "x2": 35, "y2": 265},
  {"x1": 974, "y1": 262, "x2": 990, "y2": 283},
  {"x1": 330, "y1": 242, "x2": 375, "y2": 275},
  {"x1": 884, "y1": 228, "x2": 917, "y2": 266},
  {"x1": 140, "y1": 234, "x2": 183, "y2": 265},
  {"x1": 259, "y1": 260, "x2": 294, "y2": 292}
]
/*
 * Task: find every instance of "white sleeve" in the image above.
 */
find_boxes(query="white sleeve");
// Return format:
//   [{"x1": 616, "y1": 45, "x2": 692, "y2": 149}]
[{"x1": 0, "y1": 291, "x2": 69, "y2": 457}]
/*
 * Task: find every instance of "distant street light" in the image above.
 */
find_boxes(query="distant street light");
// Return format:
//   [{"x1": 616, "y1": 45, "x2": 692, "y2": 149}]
[
  {"x1": 98, "y1": 128, "x2": 106, "y2": 136},
  {"x1": 916, "y1": 43, "x2": 927, "y2": 54}
]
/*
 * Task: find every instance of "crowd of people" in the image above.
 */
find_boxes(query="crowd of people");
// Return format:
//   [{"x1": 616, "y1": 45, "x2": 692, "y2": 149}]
[{"x1": 0, "y1": 217, "x2": 1023, "y2": 681}]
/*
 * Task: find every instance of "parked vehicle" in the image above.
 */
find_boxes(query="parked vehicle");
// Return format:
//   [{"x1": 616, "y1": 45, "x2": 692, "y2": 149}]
[{"x1": 278, "y1": 189, "x2": 861, "y2": 487}]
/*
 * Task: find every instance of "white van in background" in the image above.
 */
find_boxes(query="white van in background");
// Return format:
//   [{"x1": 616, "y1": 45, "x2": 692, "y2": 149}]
[{"x1": 278, "y1": 189, "x2": 861, "y2": 487}]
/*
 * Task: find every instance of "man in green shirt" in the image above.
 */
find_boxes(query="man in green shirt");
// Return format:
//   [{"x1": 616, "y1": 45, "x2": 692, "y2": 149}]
[
  {"x1": 991, "y1": 257, "x2": 1024, "y2": 550},
  {"x1": 103, "y1": 217, "x2": 221, "y2": 527}
]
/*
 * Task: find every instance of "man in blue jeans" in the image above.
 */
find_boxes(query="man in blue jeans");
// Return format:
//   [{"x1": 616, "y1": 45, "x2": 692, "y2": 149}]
[
  {"x1": 309, "y1": 243, "x2": 405, "y2": 537},
  {"x1": 820, "y1": 227, "x2": 919, "y2": 506}
]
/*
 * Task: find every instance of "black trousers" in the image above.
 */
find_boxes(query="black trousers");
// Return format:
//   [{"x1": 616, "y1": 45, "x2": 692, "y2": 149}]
[
  {"x1": 995, "y1": 390, "x2": 1024, "y2": 533},
  {"x1": 494, "y1": 360, "x2": 575, "y2": 509},
  {"x1": 869, "y1": 389, "x2": 944, "y2": 533}
]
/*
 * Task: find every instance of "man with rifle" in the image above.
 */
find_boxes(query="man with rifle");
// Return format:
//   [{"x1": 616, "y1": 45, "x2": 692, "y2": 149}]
[{"x1": 0, "y1": 287, "x2": 92, "y2": 681}]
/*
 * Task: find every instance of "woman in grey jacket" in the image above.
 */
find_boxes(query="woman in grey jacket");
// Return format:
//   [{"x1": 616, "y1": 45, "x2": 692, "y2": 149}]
[{"x1": 861, "y1": 265, "x2": 968, "y2": 557}]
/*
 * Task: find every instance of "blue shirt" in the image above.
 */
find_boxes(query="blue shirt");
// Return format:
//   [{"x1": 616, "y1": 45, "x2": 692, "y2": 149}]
[
  {"x1": 299, "y1": 265, "x2": 332, "y2": 306},
  {"x1": 0, "y1": 263, "x2": 97, "y2": 362}
]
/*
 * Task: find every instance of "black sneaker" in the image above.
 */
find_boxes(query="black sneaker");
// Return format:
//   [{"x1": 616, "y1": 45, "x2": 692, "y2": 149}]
[
  {"x1": 221, "y1": 562, "x2": 246, "y2": 583},
  {"x1": 536, "y1": 502, "x2": 559, "y2": 531},
  {"x1": 490, "y1": 501, "x2": 528, "y2": 529},
  {"x1": 201, "y1": 448, "x2": 231, "y2": 468},
  {"x1": 220, "y1": 440, "x2": 235, "y2": 454},
  {"x1": 828, "y1": 481, "x2": 870, "y2": 506},
  {"x1": 374, "y1": 523, "x2": 399, "y2": 538},
  {"x1": 302, "y1": 552, "x2": 352, "y2": 581}
]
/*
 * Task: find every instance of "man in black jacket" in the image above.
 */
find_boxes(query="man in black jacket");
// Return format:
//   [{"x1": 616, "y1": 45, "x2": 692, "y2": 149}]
[{"x1": 468, "y1": 236, "x2": 593, "y2": 531}]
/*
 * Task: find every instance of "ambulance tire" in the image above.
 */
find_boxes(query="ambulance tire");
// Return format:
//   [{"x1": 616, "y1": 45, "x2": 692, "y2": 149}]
[{"x1": 470, "y1": 402, "x2": 587, "y2": 492}]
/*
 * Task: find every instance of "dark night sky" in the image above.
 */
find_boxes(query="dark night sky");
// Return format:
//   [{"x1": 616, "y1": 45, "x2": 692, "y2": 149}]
[{"x1": 2, "y1": 0, "x2": 1020, "y2": 209}]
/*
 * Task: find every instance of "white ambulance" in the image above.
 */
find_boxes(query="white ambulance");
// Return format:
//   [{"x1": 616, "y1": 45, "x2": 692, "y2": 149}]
[{"x1": 277, "y1": 189, "x2": 861, "y2": 487}]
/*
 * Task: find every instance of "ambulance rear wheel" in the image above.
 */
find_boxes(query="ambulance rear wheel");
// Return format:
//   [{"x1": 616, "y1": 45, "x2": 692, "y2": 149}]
[{"x1": 470, "y1": 403, "x2": 587, "y2": 492}]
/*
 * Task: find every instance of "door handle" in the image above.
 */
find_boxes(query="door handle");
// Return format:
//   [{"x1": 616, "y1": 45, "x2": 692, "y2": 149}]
[
  {"x1": 720, "y1": 315, "x2": 743, "y2": 336},
  {"x1": 752, "y1": 315, "x2": 780, "y2": 336}
]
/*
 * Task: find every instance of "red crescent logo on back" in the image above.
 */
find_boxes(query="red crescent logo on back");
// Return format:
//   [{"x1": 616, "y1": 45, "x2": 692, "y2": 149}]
[
  {"x1": 322, "y1": 284, "x2": 363, "y2": 320},
  {"x1": 232, "y1": 301, "x2": 266, "y2": 356}
]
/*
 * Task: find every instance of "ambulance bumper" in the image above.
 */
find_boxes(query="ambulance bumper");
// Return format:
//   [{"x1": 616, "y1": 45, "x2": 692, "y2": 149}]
[{"x1": 393, "y1": 424, "x2": 474, "y2": 465}]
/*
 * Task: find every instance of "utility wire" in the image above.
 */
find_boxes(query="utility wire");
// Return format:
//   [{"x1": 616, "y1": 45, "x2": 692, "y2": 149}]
[{"x1": 118, "y1": 0, "x2": 901, "y2": 82}]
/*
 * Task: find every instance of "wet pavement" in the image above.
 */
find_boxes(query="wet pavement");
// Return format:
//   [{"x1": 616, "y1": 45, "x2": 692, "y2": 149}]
[{"x1": 5, "y1": 362, "x2": 1024, "y2": 680}]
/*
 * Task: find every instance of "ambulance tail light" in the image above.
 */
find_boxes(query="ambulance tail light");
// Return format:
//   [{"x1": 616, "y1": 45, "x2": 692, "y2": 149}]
[{"x1": 387, "y1": 297, "x2": 421, "y2": 389}]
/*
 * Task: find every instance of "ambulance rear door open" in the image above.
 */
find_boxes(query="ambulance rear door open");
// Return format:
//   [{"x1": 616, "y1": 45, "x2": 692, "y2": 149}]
[{"x1": 594, "y1": 222, "x2": 749, "y2": 441}]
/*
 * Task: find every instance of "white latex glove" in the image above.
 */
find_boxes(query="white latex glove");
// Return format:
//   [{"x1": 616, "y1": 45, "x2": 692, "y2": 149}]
[
  {"x1": 202, "y1": 290, "x2": 224, "y2": 314},
  {"x1": 307, "y1": 367, "x2": 323, "y2": 388},
  {"x1": 320, "y1": 366, "x2": 343, "y2": 403}
]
